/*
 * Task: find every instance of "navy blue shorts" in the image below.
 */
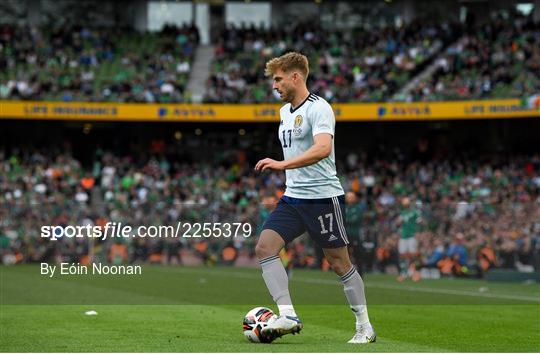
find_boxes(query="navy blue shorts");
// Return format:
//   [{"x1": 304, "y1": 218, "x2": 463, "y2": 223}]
[{"x1": 262, "y1": 194, "x2": 349, "y2": 249}]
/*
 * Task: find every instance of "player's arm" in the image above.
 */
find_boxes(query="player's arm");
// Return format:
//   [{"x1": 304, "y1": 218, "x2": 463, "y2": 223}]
[
  {"x1": 281, "y1": 133, "x2": 332, "y2": 169},
  {"x1": 254, "y1": 133, "x2": 332, "y2": 171}
]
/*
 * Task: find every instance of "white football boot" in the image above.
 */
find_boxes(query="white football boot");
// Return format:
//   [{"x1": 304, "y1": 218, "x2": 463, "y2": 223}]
[
  {"x1": 261, "y1": 315, "x2": 303, "y2": 340},
  {"x1": 347, "y1": 323, "x2": 377, "y2": 344}
]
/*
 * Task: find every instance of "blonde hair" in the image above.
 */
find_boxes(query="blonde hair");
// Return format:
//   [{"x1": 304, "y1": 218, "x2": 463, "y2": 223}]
[{"x1": 265, "y1": 52, "x2": 309, "y2": 81}]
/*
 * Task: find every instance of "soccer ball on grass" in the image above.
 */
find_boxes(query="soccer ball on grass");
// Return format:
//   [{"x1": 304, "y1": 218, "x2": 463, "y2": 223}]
[{"x1": 242, "y1": 307, "x2": 275, "y2": 343}]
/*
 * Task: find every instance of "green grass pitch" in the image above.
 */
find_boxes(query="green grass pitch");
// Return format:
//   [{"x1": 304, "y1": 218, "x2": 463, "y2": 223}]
[{"x1": 1, "y1": 265, "x2": 539, "y2": 352}]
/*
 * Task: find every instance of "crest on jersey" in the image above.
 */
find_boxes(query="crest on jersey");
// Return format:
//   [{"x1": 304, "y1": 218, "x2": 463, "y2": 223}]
[
  {"x1": 294, "y1": 115, "x2": 303, "y2": 128},
  {"x1": 293, "y1": 115, "x2": 303, "y2": 136}
]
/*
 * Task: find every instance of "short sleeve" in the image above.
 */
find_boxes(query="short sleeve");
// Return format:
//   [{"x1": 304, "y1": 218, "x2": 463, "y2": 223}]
[{"x1": 310, "y1": 101, "x2": 335, "y2": 137}]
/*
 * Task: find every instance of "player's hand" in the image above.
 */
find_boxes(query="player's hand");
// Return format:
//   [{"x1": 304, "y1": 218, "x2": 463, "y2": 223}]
[{"x1": 254, "y1": 158, "x2": 285, "y2": 171}]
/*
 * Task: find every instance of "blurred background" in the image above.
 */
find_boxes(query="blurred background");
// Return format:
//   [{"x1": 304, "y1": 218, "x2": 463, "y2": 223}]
[{"x1": 1, "y1": 0, "x2": 539, "y2": 282}]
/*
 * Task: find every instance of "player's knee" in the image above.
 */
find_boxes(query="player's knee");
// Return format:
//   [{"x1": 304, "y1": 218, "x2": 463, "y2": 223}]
[
  {"x1": 328, "y1": 257, "x2": 352, "y2": 276},
  {"x1": 330, "y1": 262, "x2": 348, "y2": 276},
  {"x1": 255, "y1": 242, "x2": 275, "y2": 259}
]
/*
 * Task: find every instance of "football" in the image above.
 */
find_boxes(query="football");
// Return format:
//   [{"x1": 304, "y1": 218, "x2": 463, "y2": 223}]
[{"x1": 242, "y1": 307, "x2": 275, "y2": 343}]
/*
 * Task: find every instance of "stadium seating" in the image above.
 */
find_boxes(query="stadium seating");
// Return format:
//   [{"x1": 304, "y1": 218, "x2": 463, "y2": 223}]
[
  {"x1": 0, "y1": 24, "x2": 199, "y2": 102},
  {"x1": 1, "y1": 13, "x2": 537, "y2": 103},
  {"x1": 203, "y1": 21, "x2": 461, "y2": 103},
  {"x1": 401, "y1": 14, "x2": 540, "y2": 101}
]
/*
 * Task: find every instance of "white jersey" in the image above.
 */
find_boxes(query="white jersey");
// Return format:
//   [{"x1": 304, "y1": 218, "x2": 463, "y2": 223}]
[{"x1": 278, "y1": 93, "x2": 344, "y2": 199}]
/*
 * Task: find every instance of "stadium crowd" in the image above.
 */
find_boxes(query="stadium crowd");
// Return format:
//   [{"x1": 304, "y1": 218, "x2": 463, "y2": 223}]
[
  {"x1": 204, "y1": 20, "x2": 461, "y2": 103},
  {"x1": 343, "y1": 152, "x2": 540, "y2": 277},
  {"x1": 403, "y1": 13, "x2": 540, "y2": 101},
  {"x1": 1, "y1": 146, "x2": 539, "y2": 276},
  {"x1": 2, "y1": 11, "x2": 537, "y2": 104},
  {"x1": 0, "y1": 24, "x2": 199, "y2": 102}
]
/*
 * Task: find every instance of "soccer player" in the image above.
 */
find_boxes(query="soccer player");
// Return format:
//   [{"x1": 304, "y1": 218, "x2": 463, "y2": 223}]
[
  {"x1": 254, "y1": 52, "x2": 376, "y2": 344},
  {"x1": 397, "y1": 197, "x2": 421, "y2": 282}
]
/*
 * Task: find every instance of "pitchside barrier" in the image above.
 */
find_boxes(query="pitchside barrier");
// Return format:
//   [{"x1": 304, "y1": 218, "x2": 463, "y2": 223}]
[
  {"x1": 486, "y1": 269, "x2": 540, "y2": 283},
  {"x1": 1, "y1": 99, "x2": 539, "y2": 122}
]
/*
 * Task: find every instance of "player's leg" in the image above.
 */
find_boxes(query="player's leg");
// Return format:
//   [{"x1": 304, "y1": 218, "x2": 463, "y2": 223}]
[
  {"x1": 255, "y1": 229, "x2": 296, "y2": 317},
  {"x1": 323, "y1": 246, "x2": 376, "y2": 344},
  {"x1": 409, "y1": 237, "x2": 422, "y2": 281},
  {"x1": 397, "y1": 238, "x2": 409, "y2": 281},
  {"x1": 302, "y1": 195, "x2": 375, "y2": 344},
  {"x1": 256, "y1": 198, "x2": 305, "y2": 339}
]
